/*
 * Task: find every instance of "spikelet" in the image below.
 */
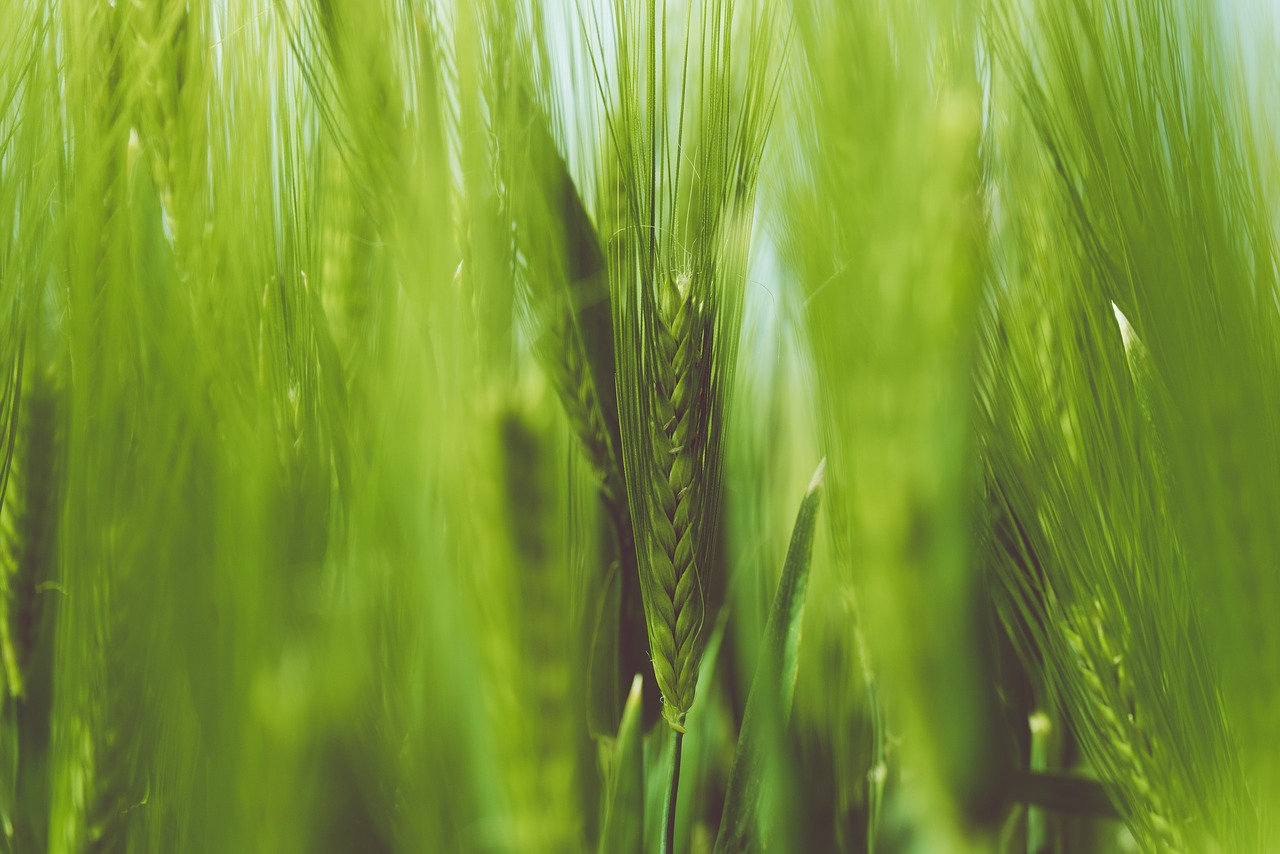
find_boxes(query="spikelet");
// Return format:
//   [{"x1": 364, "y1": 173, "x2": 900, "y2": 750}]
[
  {"x1": 615, "y1": 253, "x2": 737, "y2": 734},
  {"x1": 487, "y1": 61, "x2": 624, "y2": 506},
  {"x1": 533, "y1": 307, "x2": 620, "y2": 503},
  {"x1": 126, "y1": 0, "x2": 191, "y2": 244},
  {"x1": 641, "y1": 271, "x2": 711, "y2": 728},
  {"x1": 1059, "y1": 609, "x2": 1185, "y2": 853}
]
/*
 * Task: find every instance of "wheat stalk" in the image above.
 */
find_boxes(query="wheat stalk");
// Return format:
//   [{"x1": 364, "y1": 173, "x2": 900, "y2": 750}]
[
  {"x1": 619, "y1": 269, "x2": 719, "y2": 736},
  {"x1": 477, "y1": 31, "x2": 627, "y2": 509},
  {"x1": 128, "y1": 0, "x2": 189, "y2": 225},
  {"x1": 643, "y1": 272, "x2": 709, "y2": 728},
  {"x1": 535, "y1": 308, "x2": 620, "y2": 503},
  {"x1": 1059, "y1": 611, "x2": 1185, "y2": 853},
  {"x1": 589, "y1": 0, "x2": 780, "y2": 734}
]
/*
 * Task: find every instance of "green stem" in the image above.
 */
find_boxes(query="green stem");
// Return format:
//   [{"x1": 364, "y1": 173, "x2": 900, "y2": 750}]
[
  {"x1": 1027, "y1": 711, "x2": 1051, "y2": 853},
  {"x1": 663, "y1": 730, "x2": 684, "y2": 854}
]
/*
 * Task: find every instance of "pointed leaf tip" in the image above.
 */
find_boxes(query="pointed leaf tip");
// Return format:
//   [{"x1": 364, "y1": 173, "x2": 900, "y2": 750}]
[
  {"x1": 600, "y1": 673, "x2": 646, "y2": 854},
  {"x1": 807, "y1": 458, "x2": 826, "y2": 496},
  {"x1": 714, "y1": 465, "x2": 824, "y2": 853},
  {"x1": 1111, "y1": 301, "x2": 1138, "y2": 352}
]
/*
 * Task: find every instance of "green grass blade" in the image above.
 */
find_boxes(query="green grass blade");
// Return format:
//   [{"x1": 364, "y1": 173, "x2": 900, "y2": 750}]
[
  {"x1": 600, "y1": 674, "x2": 646, "y2": 854},
  {"x1": 714, "y1": 459, "x2": 824, "y2": 854}
]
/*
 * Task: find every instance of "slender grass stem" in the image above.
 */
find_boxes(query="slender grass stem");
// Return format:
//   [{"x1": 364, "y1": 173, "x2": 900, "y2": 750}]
[{"x1": 664, "y1": 730, "x2": 684, "y2": 854}]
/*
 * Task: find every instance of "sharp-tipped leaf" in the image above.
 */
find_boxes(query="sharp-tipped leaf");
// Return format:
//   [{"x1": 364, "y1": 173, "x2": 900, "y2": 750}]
[
  {"x1": 714, "y1": 460, "x2": 824, "y2": 854},
  {"x1": 600, "y1": 674, "x2": 647, "y2": 854}
]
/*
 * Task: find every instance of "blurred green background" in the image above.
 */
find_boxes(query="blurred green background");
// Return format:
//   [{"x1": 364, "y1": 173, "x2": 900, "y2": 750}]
[{"x1": 0, "y1": 0, "x2": 1277, "y2": 851}]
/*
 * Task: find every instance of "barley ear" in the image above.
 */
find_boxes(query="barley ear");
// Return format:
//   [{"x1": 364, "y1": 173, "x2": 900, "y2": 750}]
[
  {"x1": 595, "y1": 0, "x2": 781, "y2": 732},
  {"x1": 1059, "y1": 615, "x2": 1184, "y2": 852},
  {"x1": 645, "y1": 275, "x2": 707, "y2": 730},
  {"x1": 497, "y1": 87, "x2": 633, "y2": 543},
  {"x1": 534, "y1": 308, "x2": 620, "y2": 502},
  {"x1": 486, "y1": 50, "x2": 622, "y2": 494}
]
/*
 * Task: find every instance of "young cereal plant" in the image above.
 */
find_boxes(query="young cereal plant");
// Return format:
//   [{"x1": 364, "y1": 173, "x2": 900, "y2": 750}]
[{"x1": 585, "y1": 0, "x2": 782, "y2": 849}]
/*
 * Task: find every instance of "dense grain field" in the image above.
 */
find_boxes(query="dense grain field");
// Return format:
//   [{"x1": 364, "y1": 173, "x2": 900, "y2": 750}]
[{"x1": 0, "y1": 0, "x2": 1277, "y2": 851}]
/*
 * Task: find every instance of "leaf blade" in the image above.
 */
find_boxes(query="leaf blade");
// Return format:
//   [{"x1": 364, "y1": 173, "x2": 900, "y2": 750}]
[
  {"x1": 714, "y1": 459, "x2": 825, "y2": 854},
  {"x1": 600, "y1": 674, "x2": 647, "y2": 854}
]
